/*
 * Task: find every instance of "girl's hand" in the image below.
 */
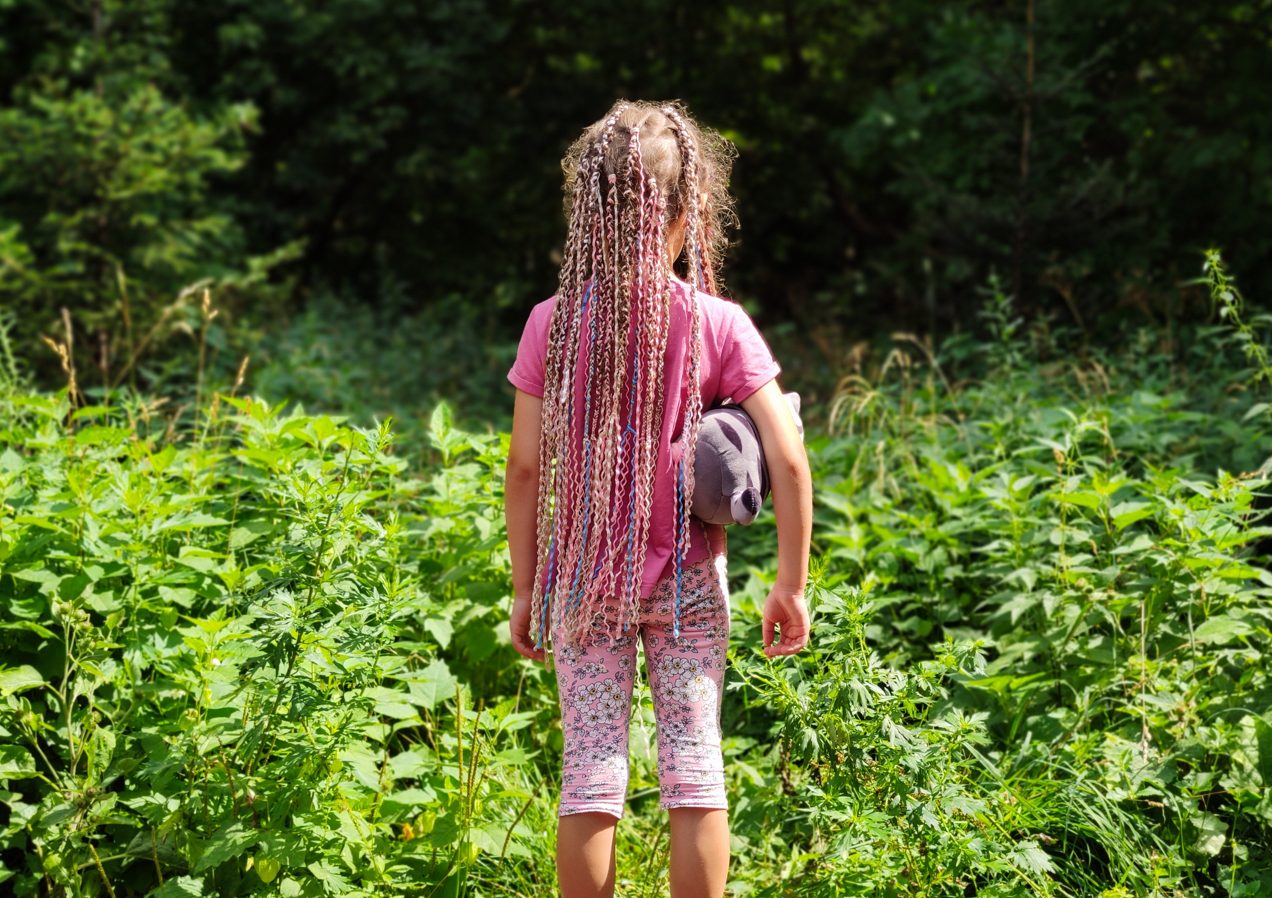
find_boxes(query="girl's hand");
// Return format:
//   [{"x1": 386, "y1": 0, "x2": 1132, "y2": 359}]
[
  {"x1": 509, "y1": 594, "x2": 547, "y2": 663},
  {"x1": 762, "y1": 586, "x2": 810, "y2": 657}
]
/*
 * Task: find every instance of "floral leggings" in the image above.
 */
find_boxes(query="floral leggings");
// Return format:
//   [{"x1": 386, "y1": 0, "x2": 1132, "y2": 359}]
[{"x1": 552, "y1": 555, "x2": 731, "y2": 820}]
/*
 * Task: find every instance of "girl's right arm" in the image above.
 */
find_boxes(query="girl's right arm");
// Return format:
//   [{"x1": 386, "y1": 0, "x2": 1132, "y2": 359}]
[
  {"x1": 505, "y1": 388, "x2": 547, "y2": 661},
  {"x1": 739, "y1": 379, "x2": 812, "y2": 656}
]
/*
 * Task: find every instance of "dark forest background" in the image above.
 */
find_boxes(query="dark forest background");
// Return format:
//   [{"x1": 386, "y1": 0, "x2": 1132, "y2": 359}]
[{"x1": 2, "y1": 0, "x2": 1270, "y2": 416}]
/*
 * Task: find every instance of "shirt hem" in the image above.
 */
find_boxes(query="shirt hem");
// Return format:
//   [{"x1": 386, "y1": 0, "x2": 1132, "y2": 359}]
[
  {"x1": 507, "y1": 371, "x2": 545, "y2": 398},
  {"x1": 728, "y1": 363, "x2": 782, "y2": 405}
]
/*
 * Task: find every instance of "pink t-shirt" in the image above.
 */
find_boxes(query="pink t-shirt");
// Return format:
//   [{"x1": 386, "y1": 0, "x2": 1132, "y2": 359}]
[{"x1": 507, "y1": 274, "x2": 782, "y2": 598}]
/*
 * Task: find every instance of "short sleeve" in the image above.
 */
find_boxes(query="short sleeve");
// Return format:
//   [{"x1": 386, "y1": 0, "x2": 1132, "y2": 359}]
[
  {"x1": 507, "y1": 302, "x2": 551, "y2": 398},
  {"x1": 718, "y1": 302, "x2": 781, "y2": 404}
]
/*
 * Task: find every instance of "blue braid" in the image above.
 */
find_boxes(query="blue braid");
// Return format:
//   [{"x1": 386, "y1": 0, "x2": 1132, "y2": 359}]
[
  {"x1": 566, "y1": 283, "x2": 600, "y2": 612},
  {"x1": 567, "y1": 442, "x2": 596, "y2": 610},
  {"x1": 535, "y1": 528, "x2": 558, "y2": 650}
]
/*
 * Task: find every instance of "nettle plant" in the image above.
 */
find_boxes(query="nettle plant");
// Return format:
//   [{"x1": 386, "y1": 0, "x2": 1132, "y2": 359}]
[
  {"x1": 731, "y1": 574, "x2": 1060, "y2": 898},
  {"x1": 753, "y1": 277, "x2": 1271, "y2": 896},
  {"x1": 0, "y1": 383, "x2": 548, "y2": 895}
]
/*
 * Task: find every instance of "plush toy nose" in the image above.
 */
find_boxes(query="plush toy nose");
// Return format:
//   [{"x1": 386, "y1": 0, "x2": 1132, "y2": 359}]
[{"x1": 731, "y1": 488, "x2": 761, "y2": 525}]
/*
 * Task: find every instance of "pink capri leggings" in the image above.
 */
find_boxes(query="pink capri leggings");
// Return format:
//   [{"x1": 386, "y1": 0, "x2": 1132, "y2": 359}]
[{"x1": 552, "y1": 555, "x2": 732, "y2": 819}]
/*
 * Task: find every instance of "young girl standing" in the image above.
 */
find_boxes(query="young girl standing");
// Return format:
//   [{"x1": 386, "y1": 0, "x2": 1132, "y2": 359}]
[{"x1": 503, "y1": 99, "x2": 812, "y2": 898}]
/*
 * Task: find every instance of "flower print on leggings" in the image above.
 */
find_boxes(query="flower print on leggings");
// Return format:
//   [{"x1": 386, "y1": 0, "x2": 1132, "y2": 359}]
[
  {"x1": 654, "y1": 655, "x2": 715, "y2": 707},
  {"x1": 569, "y1": 677, "x2": 628, "y2": 726},
  {"x1": 554, "y1": 556, "x2": 731, "y2": 819}
]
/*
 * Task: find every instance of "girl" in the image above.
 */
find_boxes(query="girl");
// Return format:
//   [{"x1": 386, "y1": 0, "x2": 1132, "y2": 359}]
[{"x1": 503, "y1": 99, "x2": 812, "y2": 898}]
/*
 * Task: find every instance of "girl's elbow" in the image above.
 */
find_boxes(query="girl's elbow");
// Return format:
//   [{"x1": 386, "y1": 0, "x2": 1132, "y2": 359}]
[
  {"x1": 505, "y1": 455, "x2": 540, "y2": 485},
  {"x1": 784, "y1": 458, "x2": 811, "y2": 487},
  {"x1": 775, "y1": 444, "x2": 810, "y2": 479}
]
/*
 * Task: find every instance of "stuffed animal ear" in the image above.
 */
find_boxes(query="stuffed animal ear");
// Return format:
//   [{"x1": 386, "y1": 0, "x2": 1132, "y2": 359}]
[{"x1": 783, "y1": 392, "x2": 805, "y2": 439}]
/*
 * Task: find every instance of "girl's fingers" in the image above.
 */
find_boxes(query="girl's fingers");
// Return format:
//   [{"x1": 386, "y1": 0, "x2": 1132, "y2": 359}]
[
  {"x1": 762, "y1": 619, "x2": 810, "y2": 656},
  {"x1": 511, "y1": 630, "x2": 546, "y2": 662},
  {"x1": 510, "y1": 625, "x2": 528, "y2": 657}
]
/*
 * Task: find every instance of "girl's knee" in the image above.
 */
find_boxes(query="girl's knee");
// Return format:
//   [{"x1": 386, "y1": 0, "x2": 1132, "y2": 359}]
[
  {"x1": 559, "y1": 804, "x2": 624, "y2": 822},
  {"x1": 661, "y1": 782, "x2": 728, "y2": 813}
]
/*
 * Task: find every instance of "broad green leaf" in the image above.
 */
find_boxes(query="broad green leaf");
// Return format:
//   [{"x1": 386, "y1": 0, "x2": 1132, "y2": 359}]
[
  {"x1": 175, "y1": 547, "x2": 227, "y2": 573},
  {"x1": 306, "y1": 858, "x2": 351, "y2": 895},
  {"x1": 192, "y1": 822, "x2": 259, "y2": 873},
  {"x1": 1008, "y1": 839, "x2": 1055, "y2": 875},
  {"x1": 471, "y1": 823, "x2": 511, "y2": 856},
  {"x1": 380, "y1": 786, "x2": 439, "y2": 817},
  {"x1": 370, "y1": 688, "x2": 419, "y2": 720},
  {"x1": 229, "y1": 519, "x2": 273, "y2": 548},
  {"x1": 253, "y1": 856, "x2": 281, "y2": 884},
  {"x1": 412, "y1": 659, "x2": 458, "y2": 710},
  {"x1": 1193, "y1": 614, "x2": 1253, "y2": 645},
  {"x1": 10, "y1": 569, "x2": 61, "y2": 592},
  {"x1": 1111, "y1": 502, "x2": 1153, "y2": 530},
  {"x1": 157, "y1": 513, "x2": 230, "y2": 532},
  {"x1": 0, "y1": 666, "x2": 44, "y2": 696},
  {"x1": 0, "y1": 621, "x2": 56, "y2": 639},
  {"x1": 0, "y1": 745, "x2": 37, "y2": 780},
  {"x1": 73, "y1": 425, "x2": 132, "y2": 446},
  {"x1": 0, "y1": 447, "x2": 25, "y2": 472},
  {"x1": 150, "y1": 875, "x2": 206, "y2": 897},
  {"x1": 424, "y1": 616, "x2": 454, "y2": 649},
  {"x1": 85, "y1": 728, "x2": 116, "y2": 786},
  {"x1": 1192, "y1": 811, "x2": 1226, "y2": 857},
  {"x1": 1055, "y1": 491, "x2": 1102, "y2": 510}
]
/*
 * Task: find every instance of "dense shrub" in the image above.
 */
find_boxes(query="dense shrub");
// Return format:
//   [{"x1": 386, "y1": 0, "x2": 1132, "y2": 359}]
[
  {"x1": 1, "y1": 273, "x2": 1270, "y2": 894},
  {"x1": 719, "y1": 268, "x2": 1272, "y2": 895},
  {"x1": 0, "y1": 372, "x2": 555, "y2": 894}
]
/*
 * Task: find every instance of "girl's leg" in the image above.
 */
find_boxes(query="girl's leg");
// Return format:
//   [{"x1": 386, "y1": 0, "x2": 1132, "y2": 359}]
[
  {"x1": 557, "y1": 812, "x2": 619, "y2": 898},
  {"x1": 642, "y1": 556, "x2": 732, "y2": 898},
  {"x1": 553, "y1": 621, "x2": 639, "y2": 898},
  {"x1": 668, "y1": 808, "x2": 730, "y2": 898}
]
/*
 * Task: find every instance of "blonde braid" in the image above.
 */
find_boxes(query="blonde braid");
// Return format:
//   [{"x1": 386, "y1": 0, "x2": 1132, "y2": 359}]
[
  {"x1": 661, "y1": 104, "x2": 710, "y2": 637},
  {"x1": 530, "y1": 112, "x2": 616, "y2": 649}
]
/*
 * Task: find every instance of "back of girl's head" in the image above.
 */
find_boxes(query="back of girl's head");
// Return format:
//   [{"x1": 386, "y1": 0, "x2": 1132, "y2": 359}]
[
  {"x1": 532, "y1": 99, "x2": 737, "y2": 650},
  {"x1": 559, "y1": 99, "x2": 738, "y2": 291}
]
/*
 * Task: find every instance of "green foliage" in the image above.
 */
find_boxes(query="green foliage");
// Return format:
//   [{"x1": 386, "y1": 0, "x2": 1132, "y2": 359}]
[
  {"x1": 733, "y1": 587, "x2": 1071, "y2": 895},
  {"x1": 244, "y1": 289, "x2": 518, "y2": 453},
  {"x1": 0, "y1": 366, "x2": 553, "y2": 893},
  {"x1": 0, "y1": 0, "x2": 300, "y2": 391},
  {"x1": 725, "y1": 294, "x2": 1272, "y2": 894},
  {"x1": 1203, "y1": 249, "x2": 1272, "y2": 406},
  {"x1": 186, "y1": 0, "x2": 1268, "y2": 326},
  {"x1": 3, "y1": 283, "x2": 1272, "y2": 894}
]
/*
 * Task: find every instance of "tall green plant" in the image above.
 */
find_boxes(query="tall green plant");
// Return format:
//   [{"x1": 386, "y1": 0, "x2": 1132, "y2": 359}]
[
  {"x1": 1202, "y1": 248, "x2": 1272, "y2": 419},
  {"x1": 0, "y1": 370, "x2": 555, "y2": 893}
]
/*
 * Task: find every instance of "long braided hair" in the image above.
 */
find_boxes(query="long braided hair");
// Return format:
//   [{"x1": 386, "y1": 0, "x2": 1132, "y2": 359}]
[{"x1": 530, "y1": 99, "x2": 737, "y2": 651}]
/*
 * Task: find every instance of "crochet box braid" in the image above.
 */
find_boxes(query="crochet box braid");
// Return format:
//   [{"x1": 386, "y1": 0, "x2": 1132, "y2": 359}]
[{"x1": 531, "y1": 99, "x2": 738, "y2": 651}]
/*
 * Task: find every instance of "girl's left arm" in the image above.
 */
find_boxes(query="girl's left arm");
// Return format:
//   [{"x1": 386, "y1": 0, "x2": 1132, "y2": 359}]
[{"x1": 505, "y1": 389, "x2": 546, "y2": 659}]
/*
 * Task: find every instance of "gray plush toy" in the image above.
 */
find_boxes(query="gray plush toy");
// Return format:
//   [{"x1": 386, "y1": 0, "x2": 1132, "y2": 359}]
[{"x1": 691, "y1": 392, "x2": 804, "y2": 526}]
